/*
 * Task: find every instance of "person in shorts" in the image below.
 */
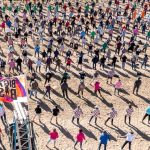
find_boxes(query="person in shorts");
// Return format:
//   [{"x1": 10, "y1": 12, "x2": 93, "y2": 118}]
[
  {"x1": 46, "y1": 129, "x2": 59, "y2": 147},
  {"x1": 50, "y1": 105, "x2": 60, "y2": 124},
  {"x1": 33, "y1": 104, "x2": 42, "y2": 122}
]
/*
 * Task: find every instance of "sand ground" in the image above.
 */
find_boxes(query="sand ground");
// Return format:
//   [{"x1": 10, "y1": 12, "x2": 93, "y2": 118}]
[{"x1": 0, "y1": 0, "x2": 150, "y2": 150}]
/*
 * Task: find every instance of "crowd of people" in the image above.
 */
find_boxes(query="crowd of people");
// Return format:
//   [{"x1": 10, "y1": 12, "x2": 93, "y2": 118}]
[{"x1": 0, "y1": 0, "x2": 150, "y2": 149}]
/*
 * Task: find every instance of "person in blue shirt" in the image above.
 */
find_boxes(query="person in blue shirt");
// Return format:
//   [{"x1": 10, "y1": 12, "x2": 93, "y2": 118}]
[
  {"x1": 142, "y1": 106, "x2": 150, "y2": 124},
  {"x1": 98, "y1": 131, "x2": 110, "y2": 150},
  {"x1": 79, "y1": 30, "x2": 86, "y2": 41},
  {"x1": 6, "y1": 20, "x2": 12, "y2": 28},
  {"x1": 34, "y1": 45, "x2": 40, "y2": 57},
  {"x1": 53, "y1": 49, "x2": 59, "y2": 61}
]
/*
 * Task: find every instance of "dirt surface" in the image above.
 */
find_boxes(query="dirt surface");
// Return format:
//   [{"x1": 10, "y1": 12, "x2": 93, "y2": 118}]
[{"x1": 0, "y1": 0, "x2": 150, "y2": 150}]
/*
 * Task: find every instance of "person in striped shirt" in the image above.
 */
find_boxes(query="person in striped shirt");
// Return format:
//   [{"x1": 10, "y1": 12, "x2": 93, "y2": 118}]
[
  {"x1": 72, "y1": 106, "x2": 83, "y2": 124},
  {"x1": 125, "y1": 104, "x2": 134, "y2": 124},
  {"x1": 89, "y1": 106, "x2": 100, "y2": 125},
  {"x1": 105, "y1": 107, "x2": 117, "y2": 125}
]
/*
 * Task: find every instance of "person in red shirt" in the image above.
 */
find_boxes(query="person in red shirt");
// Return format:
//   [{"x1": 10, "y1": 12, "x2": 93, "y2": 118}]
[
  {"x1": 66, "y1": 57, "x2": 73, "y2": 70},
  {"x1": 74, "y1": 129, "x2": 86, "y2": 149},
  {"x1": 63, "y1": 4, "x2": 67, "y2": 12},
  {"x1": 65, "y1": 20, "x2": 70, "y2": 31},
  {"x1": 46, "y1": 129, "x2": 59, "y2": 147}
]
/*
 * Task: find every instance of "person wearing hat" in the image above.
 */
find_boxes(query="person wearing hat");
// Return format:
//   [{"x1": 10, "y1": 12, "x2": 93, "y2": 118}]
[
  {"x1": 89, "y1": 106, "x2": 100, "y2": 125},
  {"x1": 121, "y1": 130, "x2": 135, "y2": 150},
  {"x1": 98, "y1": 130, "x2": 110, "y2": 150},
  {"x1": 133, "y1": 77, "x2": 142, "y2": 95}
]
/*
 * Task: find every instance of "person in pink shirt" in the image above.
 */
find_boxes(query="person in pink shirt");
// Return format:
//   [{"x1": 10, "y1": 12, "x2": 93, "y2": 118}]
[
  {"x1": 7, "y1": 52, "x2": 14, "y2": 62},
  {"x1": 46, "y1": 129, "x2": 59, "y2": 147},
  {"x1": 8, "y1": 59, "x2": 15, "y2": 73},
  {"x1": 133, "y1": 27, "x2": 138, "y2": 40},
  {"x1": 74, "y1": 129, "x2": 86, "y2": 150},
  {"x1": 114, "y1": 79, "x2": 122, "y2": 95},
  {"x1": 94, "y1": 81, "x2": 102, "y2": 97}
]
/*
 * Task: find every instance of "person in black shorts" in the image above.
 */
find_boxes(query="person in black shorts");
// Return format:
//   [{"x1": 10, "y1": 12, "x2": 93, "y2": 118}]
[
  {"x1": 50, "y1": 105, "x2": 60, "y2": 124},
  {"x1": 33, "y1": 104, "x2": 42, "y2": 122}
]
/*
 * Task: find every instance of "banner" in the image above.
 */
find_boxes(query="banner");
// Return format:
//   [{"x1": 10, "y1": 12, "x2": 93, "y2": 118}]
[{"x1": 0, "y1": 75, "x2": 27, "y2": 103}]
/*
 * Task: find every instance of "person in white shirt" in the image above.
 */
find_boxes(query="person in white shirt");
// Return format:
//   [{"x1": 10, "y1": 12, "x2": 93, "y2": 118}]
[{"x1": 121, "y1": 131, "x2": 135, "y2": 150}]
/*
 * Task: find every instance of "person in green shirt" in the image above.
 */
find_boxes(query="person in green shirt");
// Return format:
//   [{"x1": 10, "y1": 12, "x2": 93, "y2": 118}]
[
  {"x1": 48, "y1": 5, "x2": 53, "y2": 12},
  {"x1": 25, "y1": 4, "x2": 30, "y2": 12},
  {"x1": 2, "y1": 5, "x2": 6, "y2": 14},
  {"x1": 7, "y1": 5, "x2": 12, "y2": 14},
  {"x1": 55, "y1": 5, "x2": 59, "y2": 13},
  {"x1": 91, "y1": 31, "x2": 96, "y2": 40},
  {"x1": 102, "y1": 42, "x2": 108, "y2": 53},
  {"x1": 33, "y1": 4, "x2": 37, "y2": 13},
  {"x1": 61, "y1": 71, "x2": 70, "y2": 83},
  {"x1": 85, "y1": 4, "x2": 89, "y2": 13},
  {"x1": 146, "y1": 30, "x2": 150, "y2": 41}
]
